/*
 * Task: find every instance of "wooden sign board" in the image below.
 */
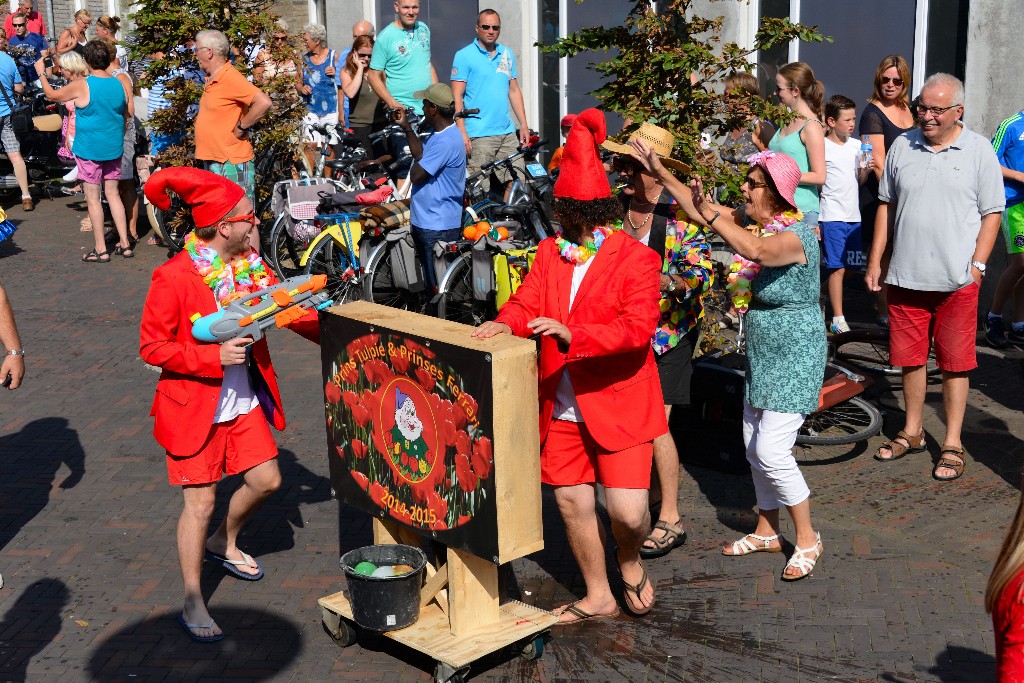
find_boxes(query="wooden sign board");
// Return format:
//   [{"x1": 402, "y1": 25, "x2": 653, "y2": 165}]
[{"x1": 320, "y1": 301, "x2": 543, "y2": 565}]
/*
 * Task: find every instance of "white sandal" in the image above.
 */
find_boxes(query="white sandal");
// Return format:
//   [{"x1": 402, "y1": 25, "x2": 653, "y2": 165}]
[
  {"x1": 723, "y1": 532, "x2": 782, "y2": 556},
  {"x1": 781, "y1": 532, "x2": 823, "y2": 581}
]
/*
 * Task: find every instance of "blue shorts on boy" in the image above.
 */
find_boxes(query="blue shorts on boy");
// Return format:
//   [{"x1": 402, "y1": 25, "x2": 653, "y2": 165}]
[{"x1": 821, "y1": 220, "x2": 862, "y2": 269}]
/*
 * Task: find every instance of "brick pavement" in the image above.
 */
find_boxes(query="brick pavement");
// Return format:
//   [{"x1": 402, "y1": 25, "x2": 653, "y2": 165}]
[{"x1": 0, "y1": 194, "x2": 1021, "y2": 682}]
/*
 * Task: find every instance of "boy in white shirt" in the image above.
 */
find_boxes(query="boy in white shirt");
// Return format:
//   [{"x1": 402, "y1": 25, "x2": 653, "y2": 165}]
[{"x1": 821, "y1": 95, "x2": 871, "y2": 333}]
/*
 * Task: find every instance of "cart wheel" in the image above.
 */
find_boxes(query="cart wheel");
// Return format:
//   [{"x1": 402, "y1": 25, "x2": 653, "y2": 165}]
[
  {"x1": 323, "y1": 616, "x2": 357, "y2": 648},
  {"x1": 520, "y1": 634, "x2": 545, "y2": 660},
  {"x1": 433, "y1": 662, "x2": 470, "y2": 683}
]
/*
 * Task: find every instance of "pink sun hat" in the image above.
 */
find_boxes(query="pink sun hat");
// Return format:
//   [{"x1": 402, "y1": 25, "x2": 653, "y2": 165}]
[{"x1": 746, "y1": 150, "x2": 801, "y2": 211}]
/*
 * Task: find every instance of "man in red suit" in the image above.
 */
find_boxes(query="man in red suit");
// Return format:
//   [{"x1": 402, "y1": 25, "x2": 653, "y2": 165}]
[
  {"x1": 473, "y1": 108, "x2": 667, "y2": 623},
  {"x1": 140, "y1": 168, "x2": 319, "y2": 643}
]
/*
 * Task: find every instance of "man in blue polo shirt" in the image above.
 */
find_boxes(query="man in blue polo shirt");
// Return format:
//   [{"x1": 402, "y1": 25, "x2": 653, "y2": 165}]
[
  {"x1": 396, "y1": 83, "x2": 466, "y2": 293},
  {"x1": 7, "y1": 15, "x2": 46, "y2": 85},
  {"x1": 451, "y1": 10, "x2": 529, "y2": 190}
]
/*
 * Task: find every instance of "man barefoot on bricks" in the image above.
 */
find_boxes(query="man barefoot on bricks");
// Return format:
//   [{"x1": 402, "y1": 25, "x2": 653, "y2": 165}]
[
  {"x1": 139, "y1": 168, "x2": 320, "y2": 643},
  {"x1": 472, "y1": 109, "x2": 666, "y2": 623}
]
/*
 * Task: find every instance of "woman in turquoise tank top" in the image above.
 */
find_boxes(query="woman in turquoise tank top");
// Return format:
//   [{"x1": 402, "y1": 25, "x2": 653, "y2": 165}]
[
  {"x1": 630, "y1": 140, "x2": 826, "y2": 583},
  {"x1": 769, "y1": 62, "x2": 826, "y2": 228},
  {"x1": 36, "y1": 40, "x2": 129, "y2": 262}
]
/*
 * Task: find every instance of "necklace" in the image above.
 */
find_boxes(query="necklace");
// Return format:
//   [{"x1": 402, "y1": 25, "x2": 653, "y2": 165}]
[
  {"x1": 184, "y1": 232, "x2": 272, "y2": 308},
  {"x1": 555, "y1": 225, "x2": 616, "y2": 265},
  {"x1": 626, "y1": 199, "x2": 653, "y2": 234},
  {"x1": 725, "y1": 210, "x2": 803, "y2": 313}
]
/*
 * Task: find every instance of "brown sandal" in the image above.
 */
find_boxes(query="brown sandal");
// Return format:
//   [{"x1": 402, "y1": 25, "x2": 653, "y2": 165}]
[
  {"x1": 933, "y1": 447, "x2": 966, "y2": 481},
  {"x1": 875, "y1": 430, "x2": 926, "y2": 462},
  {"x1": 640, "y1": 519, "x2": 687, "y2": 558},
  {"x1": 621, "y1": 563, "x2": 654, "y2": 616}
]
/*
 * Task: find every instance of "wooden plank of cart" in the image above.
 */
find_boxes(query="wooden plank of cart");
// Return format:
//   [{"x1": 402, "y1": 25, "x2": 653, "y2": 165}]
[{"x1": 317, "y1": 301, "x2": 557, "y2": 683}]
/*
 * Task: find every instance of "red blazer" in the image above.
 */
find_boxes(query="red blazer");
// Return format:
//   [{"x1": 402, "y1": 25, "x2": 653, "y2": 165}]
[
  {"x1": 496, "y1": 231, "x2": 668, "y2": 452},
  {"x1": 139, "y1": 251, "x2": 320, "y2": 456}
]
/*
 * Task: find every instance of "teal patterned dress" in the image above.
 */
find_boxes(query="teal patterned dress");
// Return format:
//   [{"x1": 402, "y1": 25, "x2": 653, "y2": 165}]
[{"x1": 744, "y1": 221, "x2": 826, "y2": 414}]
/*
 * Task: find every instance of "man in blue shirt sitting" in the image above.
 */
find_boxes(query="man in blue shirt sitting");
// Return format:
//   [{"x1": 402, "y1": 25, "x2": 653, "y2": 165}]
[
  {"x1": 394, "y1": 82, "x2": 466, "y2": 293},
  {"x1": 7, "y1": 15, "x2": 46, "y2": 85},
  {"x1": 451, "y1": 10, "x2": 529, "y2": 192}
]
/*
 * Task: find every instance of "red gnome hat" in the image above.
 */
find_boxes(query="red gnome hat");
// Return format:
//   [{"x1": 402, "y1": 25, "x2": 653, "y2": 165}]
[
  {"x1": 143, "y1": 167, "x2": 246, "y2": 228},
  {"x1": 553, "y1": 108, "x2": 611, "y2": 201}
]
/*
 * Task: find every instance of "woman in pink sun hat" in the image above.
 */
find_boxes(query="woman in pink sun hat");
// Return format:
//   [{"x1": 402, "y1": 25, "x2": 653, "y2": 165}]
[{"x1": 631, "y1": 141, "x2": 827, "y2": 582}]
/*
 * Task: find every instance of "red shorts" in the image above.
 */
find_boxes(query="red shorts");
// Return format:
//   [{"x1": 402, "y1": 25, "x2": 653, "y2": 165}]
[
  {"x1": 541, "y1": 419, "x2": 653, "y2": 489},
  {"x1": 166, "y1": 408, "x2": 278, "y2": 486},
  {"x1": 888, "y1": 283, "x2": 979, "y2": 373}
]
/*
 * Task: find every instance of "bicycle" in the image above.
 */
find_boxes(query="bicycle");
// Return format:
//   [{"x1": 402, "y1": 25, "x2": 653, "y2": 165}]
[
  {"x1": 301, "y1": 212, "x2": 369, "y2": 307},
  {"x1": 830, "y1": 327, "x2": 941, "y2": 377}
]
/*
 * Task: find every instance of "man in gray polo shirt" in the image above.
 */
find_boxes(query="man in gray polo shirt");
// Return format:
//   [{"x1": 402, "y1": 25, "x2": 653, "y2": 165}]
[{"x1": 865, "y1": 73, "x2": 1004, "y2": 482}]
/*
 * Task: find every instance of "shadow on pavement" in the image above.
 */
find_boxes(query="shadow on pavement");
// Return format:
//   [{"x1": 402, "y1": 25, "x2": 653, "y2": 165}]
[
  {"x1": 879, "y1": 644, "x2": 996, "y2": 682},
  {"x1": 681, "y1": 462, "x2": 759, "y2": 535},
  {"x1": 0, "y1": 417, "x2": 85, "y2": 553},
  {"x1": 86, "y1": 606, "x2": 302, "y2": 680},
  {"x1": 0, "y1": 578, "x2": 68, "y2": 683}
]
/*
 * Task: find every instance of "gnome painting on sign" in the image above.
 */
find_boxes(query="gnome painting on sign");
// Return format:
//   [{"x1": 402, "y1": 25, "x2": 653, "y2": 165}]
[
  {"x1": 390, "y1": 387, "x2": 430, "y2": 481},
  {"x1": 321, "y1": 324, "x2": 500, "y2": 560}
]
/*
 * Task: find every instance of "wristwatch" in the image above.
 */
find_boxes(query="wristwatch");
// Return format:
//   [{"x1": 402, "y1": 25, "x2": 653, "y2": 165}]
[
  {"x1": 971, "y1": 260, "x2": 986, "y2": 275},
  {"x1": 236, "y1": 121, "x2": 249, "y2": 132},
  {"x1": 6, "y1": 349, "x2": 24, "y2": 356}
]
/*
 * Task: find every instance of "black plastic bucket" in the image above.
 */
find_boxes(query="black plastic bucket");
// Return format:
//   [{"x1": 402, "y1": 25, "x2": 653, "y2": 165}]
[{"x1": 340, "y1": 544, "x2": 427, "y2": 631}]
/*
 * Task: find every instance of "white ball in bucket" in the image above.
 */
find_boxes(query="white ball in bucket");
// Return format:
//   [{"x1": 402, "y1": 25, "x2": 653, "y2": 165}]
[{"x1": 370, "y1": 565, "x2": 396, "y2": 578}]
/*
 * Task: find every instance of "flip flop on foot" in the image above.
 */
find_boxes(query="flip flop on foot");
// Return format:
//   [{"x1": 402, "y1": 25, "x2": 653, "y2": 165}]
[
  {"x1": 177, "y1": 613, "x2": 224, "y2": 643},
  {"x1": 620, "y1": 562, "x2": 655, "y2": 616},
  {"x1": 204, "y1": 549, "x2": 264, "y2": 581},
  {"x1": 640, "y1": 519, "x2": 687, "y2": 559},
  {"x1": 552, "y1": 601, "x2": 620, "y2": 625}
]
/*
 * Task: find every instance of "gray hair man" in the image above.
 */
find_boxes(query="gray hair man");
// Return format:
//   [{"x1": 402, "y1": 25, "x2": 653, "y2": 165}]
[{"x1": 865, "y1": 73, "x2": 1005, "y2": 481}]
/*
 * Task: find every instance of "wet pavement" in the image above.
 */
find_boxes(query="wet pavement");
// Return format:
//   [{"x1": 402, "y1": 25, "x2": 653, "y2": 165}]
[{"x1": 0, "y1": 193, "x2": 1021, "y2": 682}]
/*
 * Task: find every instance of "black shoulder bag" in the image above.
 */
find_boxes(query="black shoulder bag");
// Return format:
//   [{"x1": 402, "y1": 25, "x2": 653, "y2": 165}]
[{"x1": 0, "y1": 78, "x2": 31, "y2": 135}]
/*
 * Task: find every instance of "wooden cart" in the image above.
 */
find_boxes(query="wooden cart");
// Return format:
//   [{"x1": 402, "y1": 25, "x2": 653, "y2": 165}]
[{"x1": 318, "y1": 303, "x2": 557, "y2": 683}]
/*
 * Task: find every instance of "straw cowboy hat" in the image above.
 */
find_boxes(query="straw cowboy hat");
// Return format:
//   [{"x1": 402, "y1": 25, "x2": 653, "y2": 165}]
[{"x1": 601, "y1": 122, "x2": 691, "y2": 175}]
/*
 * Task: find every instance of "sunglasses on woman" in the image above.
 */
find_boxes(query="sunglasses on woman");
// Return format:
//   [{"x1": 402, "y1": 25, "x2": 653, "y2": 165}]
[{"x1": 881, "y1": 76, "x2": 903, "y2": 86}]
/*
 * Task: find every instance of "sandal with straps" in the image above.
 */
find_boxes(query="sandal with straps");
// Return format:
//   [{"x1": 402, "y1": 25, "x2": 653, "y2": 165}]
[
  {"x1": 875, "y1": 430, "x2": 926, "y2": 462},
  {"x1": 640, "y1": 519, "x2": 687, "y2": 559},
  {"x1": 781, "y1": 532, "x2": 823, "y2": 581},
  {"x1": 620, "y1": 563, "x2": 654, "y2": 616},
  {"x1": 723, "y1": 532, "x2": 782, "y2": 556},
  {"x1": 933, "y1": 446, "x2": 966, "y2": 481}
]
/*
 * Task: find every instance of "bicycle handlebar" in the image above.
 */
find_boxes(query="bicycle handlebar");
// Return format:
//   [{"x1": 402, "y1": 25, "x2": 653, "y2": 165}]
[
  {"x1": 455, "y1": 108, "x2": 480, "y2": 119},
  {"x1": 468, "y1": 139, "x2": 549, "y2": 181}
]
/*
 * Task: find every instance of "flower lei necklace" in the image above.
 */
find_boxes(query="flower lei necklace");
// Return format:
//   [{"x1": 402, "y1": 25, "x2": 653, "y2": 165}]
[
  {"x1": 555, "y1": 225, "x2": 616, "y2": 265},
  {"x1": 726, "y1": 209, "x2": 803, "y2": 313},
  {"x1": 185, "y1": 232, "x2": 272, "y2": 307}
]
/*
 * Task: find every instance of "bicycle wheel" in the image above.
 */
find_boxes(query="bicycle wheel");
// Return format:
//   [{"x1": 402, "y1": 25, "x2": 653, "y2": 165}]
[
  {"x1": 364, "y1": 242, "x2": 418, "y2": 310},
  {"x1": 437, "y1": 252, "x2": 492, "y2": 325},
  {"x1": 303, "y1": 238, "x2": 364, "y2": 306},
  {"x1": 267, "y1": 213, "x2": 308, "y2": 280},
  {"x1": 796, "y1": 396, "x2": 883, "y2": 446},
  {"x1": 149, "y1": 194, "x2": 192, "y2": 253},
  {"x1": 831, "y1": 328, "x2": 940, "y2": 376}
]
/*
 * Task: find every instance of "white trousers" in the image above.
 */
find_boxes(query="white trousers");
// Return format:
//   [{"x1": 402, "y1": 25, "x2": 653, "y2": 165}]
[{"x1": 742, "y1": 401, "x2": 810, "y2": 511}]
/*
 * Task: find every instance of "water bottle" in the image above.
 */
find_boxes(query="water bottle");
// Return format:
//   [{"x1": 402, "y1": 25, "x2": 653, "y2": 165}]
[{"x1": 859, "y1": 136, "x2": 873, "y2": 170}]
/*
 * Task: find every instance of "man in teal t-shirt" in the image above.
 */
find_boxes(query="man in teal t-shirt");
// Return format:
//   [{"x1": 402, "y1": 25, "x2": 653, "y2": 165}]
[{"x1": 366, "y1": 0, "x2": 436, "y2": 116}]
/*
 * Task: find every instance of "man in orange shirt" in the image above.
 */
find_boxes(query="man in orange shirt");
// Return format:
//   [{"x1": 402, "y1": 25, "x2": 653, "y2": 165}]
[{"x1": 194, "y1": 30, "x2": 271, "y2": 248}]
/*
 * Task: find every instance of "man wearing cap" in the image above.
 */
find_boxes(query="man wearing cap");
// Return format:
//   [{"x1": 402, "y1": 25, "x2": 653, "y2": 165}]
[
  {"x1": 473, "y1": 108, "x2": 665, "y2": 623},
  {"x1": 451, "y1": 10, "x2": 529, "y2": 190},
  {"x1": 394, "y1": 82, "x2": 466, "y2": 293},
  {"x1": 547, "y1": 114, "x2": 576, "y2": 172},
  {"x1": 602, "y1": 123, "x2": 713, "y2": 561},
  {"x1": 140, "y1": 168, "x2": 320, "y2": 643}
]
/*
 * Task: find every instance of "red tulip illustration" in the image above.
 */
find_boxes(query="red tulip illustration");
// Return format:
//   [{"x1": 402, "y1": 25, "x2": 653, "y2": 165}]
[
  {"x1": 414, "y1": 367, "x2": 436, "y2": 392},
  {"x1": 342, "y1": 390, "x2": 361, "y2": 410},
  {"x1": 455, "y1": 430, "x2": 472, "y2": 458},
  {"x1": 338, "y1": 363, "x2": 358, "y2": 384},
  {"x1": 471, "y1": 436, "x2": 493, "y2": 480},
  {"x1": 389, "y1": 346, "x2": 411, "y2": 374},
  {"x1": 324, "y1": 381, "x2": 342, "y2": 404},
  {"x1": 363, "y1": 359, "x2": 393, "y2": 386},
  {"x1": 403, "y1": 338, "x2": 436, "y2": 359},
  {"x1": 369, "y1": 482, "x2": 388, "y2": 507},
  {"x1": 351, "y1": 403, "x2": 371, "y2": 428},
  {"x1": 351, "y1": 471, "x2": 369, "y2": 490},
  {"x1": 351, "y1": 439, "x2": 368, "y2": 459},
  {"x1": 455, "y1": 453, "x2": 479, "y2": 493}
]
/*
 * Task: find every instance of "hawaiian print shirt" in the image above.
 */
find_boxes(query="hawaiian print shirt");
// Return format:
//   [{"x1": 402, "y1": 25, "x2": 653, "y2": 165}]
[{"x1": 653, "y1": 212, "x2": 714, "y2": 354}]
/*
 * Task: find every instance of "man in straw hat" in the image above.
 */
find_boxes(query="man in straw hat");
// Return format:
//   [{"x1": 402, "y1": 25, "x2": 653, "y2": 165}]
[
  {"x1": 602, "y1": 123, "x2": 714, "y2": 561},
  {"x1": 473, "y1": 109, "x2": 665, "y2": 622},
  {"x1": 140, "y1": 168, "x2": 320, "y2": 643}
]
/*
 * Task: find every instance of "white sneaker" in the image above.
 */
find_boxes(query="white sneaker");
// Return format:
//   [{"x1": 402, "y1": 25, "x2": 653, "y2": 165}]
[{"x1": 829, "y1": 320, "x2": 851, "y2": 334}]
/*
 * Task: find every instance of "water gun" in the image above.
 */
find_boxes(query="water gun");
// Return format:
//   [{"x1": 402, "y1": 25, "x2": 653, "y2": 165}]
[{"x1": 190, "y1": 274, "x2": 334, "y2": 343}]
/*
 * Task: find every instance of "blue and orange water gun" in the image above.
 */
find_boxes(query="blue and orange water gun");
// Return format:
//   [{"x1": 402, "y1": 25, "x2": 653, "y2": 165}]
[{"x1": 191, "y1": 274, "x2": 333, "y2": 343}]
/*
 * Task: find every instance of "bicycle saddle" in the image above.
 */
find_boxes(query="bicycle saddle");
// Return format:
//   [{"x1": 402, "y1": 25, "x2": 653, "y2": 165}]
[
  {"x1": 490, "y1": 204, "x2": 528, "y2": 216},
  {"x1": 354, "y1": 155, "x2": 393, "y2": 171}
]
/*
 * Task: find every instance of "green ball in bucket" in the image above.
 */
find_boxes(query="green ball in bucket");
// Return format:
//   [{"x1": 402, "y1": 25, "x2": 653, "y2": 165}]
[
  {"x1": 353, "y1": 561, "x2": 377, "y2": 576},
  {"x1": 341, "y1": 544, "x2": 427, "y2": 631}
]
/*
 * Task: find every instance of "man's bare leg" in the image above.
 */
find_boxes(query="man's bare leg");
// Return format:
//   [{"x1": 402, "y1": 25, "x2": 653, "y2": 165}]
[
  {"x1": 552, "y1": 483, "x2": 618, "y2": 621},
  {"x1": 935, "y1": 371, "x2": 969, "y2": 478},
  {"x1": 205, "y1": 458, "x2": 281, "y2": 574},
  {"x1": 606, "y1": 486, "x2": 654, "y2": 612},
  {"x1": 644, "y1": 406, "x2": 683, "y2": 552},
  {"x1": 179, "y1": 483, "x2": 220, "y2": 638},
  {"x1": 877, "y1": 364, "x2": 927, "y2": 460}
]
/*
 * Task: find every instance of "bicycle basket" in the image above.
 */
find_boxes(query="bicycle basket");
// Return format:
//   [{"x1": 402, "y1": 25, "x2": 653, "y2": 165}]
[{"x1": 274, "y1": 179, "x2": 334, "y2": 242}]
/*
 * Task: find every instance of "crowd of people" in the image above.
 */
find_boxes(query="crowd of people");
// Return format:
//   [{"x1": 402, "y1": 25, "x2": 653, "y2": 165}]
[{"x1": 2, "y1": 2, "x2": 1024, "y2": 676}]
